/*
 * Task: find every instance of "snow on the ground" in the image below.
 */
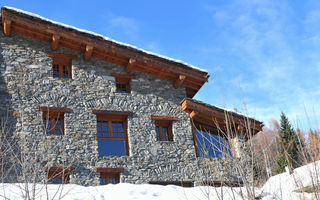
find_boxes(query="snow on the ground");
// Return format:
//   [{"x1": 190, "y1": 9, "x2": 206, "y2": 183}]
[
  {"x1": 0, "y1": 183, "x2": 260, "y2": 200},
  {"x1": 1, "y1": 161, "x2": 319, "y2": 200},
  {"x1": 262, "y1": 160, "x2": 320, "y2": 200}
]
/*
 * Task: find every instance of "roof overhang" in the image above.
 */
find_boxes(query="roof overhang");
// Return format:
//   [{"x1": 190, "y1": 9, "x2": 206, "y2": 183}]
[
  {"x1": 181, "y1": 99, "x2": 263, "y2": 137},
  {"x1": 1, "y1": 7, "x2": 209, "y2": 97}
]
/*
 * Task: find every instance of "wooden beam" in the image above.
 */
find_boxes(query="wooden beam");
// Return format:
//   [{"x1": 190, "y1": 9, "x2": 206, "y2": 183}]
[
  {"x1": 190, "y1": 111, "x2": 198, "y2": 119},
  {"x1": 51, "y1": 34, "x2": 60, "y2": 50},
  {"x1": 174, "y1": 75, "x2": 186, "y2": 88},
  {"x1": 3, "y1": 19, "x2": 11, "y2": 36},
  {"x1": 126, "y1": 58, "x2": 136, "y2": 72},
  {"x1": 110, "y1": 73, "x2": 136, "y2": 79},
  {"x1": 84, "y1": 45, "x2": 93, "y2": 61},
  {"x1": 150, "y1": 116, "x2": 178, "y2": 121}
]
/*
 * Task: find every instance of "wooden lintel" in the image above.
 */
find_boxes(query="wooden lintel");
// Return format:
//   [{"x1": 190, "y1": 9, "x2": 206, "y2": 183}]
[
  {"x1": 51, "y1": 35, "x2": 60, "y2": 50},
  {"x1": 150, "y1": 116, "x2": 178, "y2": 121},
  {"x1": 126, "y1": 58, "x2": 136, "y2": 72},
  {"x1": 84, "y1": 45, "x2": 93, "y2": 61},
  {"x1": 190, "y1": 111, "x2": 198, "y2": 119},
  {"x1": 174, "y1": 75, "x2": 186, "y2": 88},
  {"x1": 3, "y1": 19, "x2": 12, "y2": 36}
]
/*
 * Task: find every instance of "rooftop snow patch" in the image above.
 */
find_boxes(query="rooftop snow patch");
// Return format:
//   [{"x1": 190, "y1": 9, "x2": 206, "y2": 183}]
[{"x1": 3, "y1": 6, "x2": 208, "y2": 74}]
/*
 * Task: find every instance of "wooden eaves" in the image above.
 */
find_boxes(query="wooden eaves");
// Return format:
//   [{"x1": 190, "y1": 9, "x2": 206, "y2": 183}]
[
  {"x1": 1, "y1": 7, "x2": 209, "y2": 98},
  {"x1": 181, "y1": 98, "x2": 263, "y2": 136}
]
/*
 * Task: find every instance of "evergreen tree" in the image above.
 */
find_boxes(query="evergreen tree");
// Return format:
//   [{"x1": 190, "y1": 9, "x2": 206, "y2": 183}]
[{"x1": 274, "y1": 112, "x2": 301, "y2": 173}]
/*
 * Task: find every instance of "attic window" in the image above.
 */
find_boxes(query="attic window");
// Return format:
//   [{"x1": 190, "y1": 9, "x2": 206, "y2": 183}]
[
  {"x1": 39, "y1": 107, "x2": 71, "y2": 136},
  {"x1": 48, "y1": 53, "x2": 77, "y2": 79},
  {"x1": 150, "y1": 116, "x2": 178, "y2": 141},
  {"x1": 110, "y1": 73, "x2": 136, "y2": 93}
]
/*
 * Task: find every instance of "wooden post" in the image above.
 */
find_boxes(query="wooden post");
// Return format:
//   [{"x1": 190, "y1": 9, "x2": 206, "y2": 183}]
[
  {"x1": 126, "y1": 58, "x2": 136, "y2": 72},
  {"x1": 84, "y1": 45, "x2": 93, "y2": 61},
  {"x1": 174, "y1": 75, "x2": 186, "y2": 88},
  {"x1": 3, "y1": 19, "x2": 11, "y2": 36},
  {"x1": 51, "y1": 35, "x2": 60, "y2": 50}
]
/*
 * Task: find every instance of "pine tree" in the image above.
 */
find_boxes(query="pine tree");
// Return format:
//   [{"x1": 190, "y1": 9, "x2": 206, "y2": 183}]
[{"x1": 274, "y1": 112, "x2": 301, "y2": 173}]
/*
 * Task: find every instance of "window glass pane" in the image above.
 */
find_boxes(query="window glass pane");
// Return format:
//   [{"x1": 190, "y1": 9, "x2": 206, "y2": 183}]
[
  {"x1": 156, "y1": 127, "x2": 160, "y2": 141},
  {"x1": 44, "y1": 119, "x2": 51, "y2": 135},
  {"x1": 112, "y1": 122, "x2": 124, "y2": 138},
  {"x1": 54, "y1": 119, "x2": 62, "y2": 135},
  {"x1": 116, "y1": 84, "x2": 127, "y2": 93},
  {"x1": 98, "y1": 139, "x2": 126, "y2": 156},
  {"x1": 162, "y1": 127, "x2": 168, "y2": 141},
  {"x1": 100, "y1": 177, "x2": 107, "y2": 185},
  {"x1": 52, "y1": 64, "x2": 59, "y2": 78},
  {"x1": 195, "y1": 129, "x2": 232, "y2": 158},
  {"x1": 50, "y1": 177, "x2": 63, "y2": 184},
  {"x1": 62, "y1": 65, "x2": 69, "y2": 79}
]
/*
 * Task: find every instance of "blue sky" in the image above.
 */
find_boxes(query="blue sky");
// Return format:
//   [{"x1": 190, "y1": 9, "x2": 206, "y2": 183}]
[{"x1": 1, "y1": 0, "x2": 320, "y2": 130}]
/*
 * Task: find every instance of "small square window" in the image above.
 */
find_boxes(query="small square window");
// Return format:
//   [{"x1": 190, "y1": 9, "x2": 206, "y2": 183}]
[
  {"x1": 39, "y1": 107, "x2": 70, "y2": 136},
  {"x1": 115, "y1": 78, "x2": 130, "y2": 93},
  {"x1": 44, "y1": 167, "x2": 74, "y2": 184},
  {"x1": 96, "y1": 168, "x2": 124, "y2": 185},
  {"x1": 151, "y1": 116, "x2": 178, "y2": 142},
  {"x1": 110, "y1": 73, "x2": 136, "y2": 94},
  {"x1": 48, "y1": 53, "x2": 77, "y2": 79}
]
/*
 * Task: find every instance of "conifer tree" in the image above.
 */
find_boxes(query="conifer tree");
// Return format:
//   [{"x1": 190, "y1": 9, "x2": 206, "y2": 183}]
[{"x1": 274, "y1": 112, "x2": 301, "y2": 173}]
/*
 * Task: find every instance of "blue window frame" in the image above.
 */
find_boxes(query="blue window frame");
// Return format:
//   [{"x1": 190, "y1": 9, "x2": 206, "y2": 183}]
[
  {"x1": 194, "y1": 125, "x2": 232, "y2": 158},
  {"x1": 96, "y1": 114, "x2": 128, "y2": 156}
]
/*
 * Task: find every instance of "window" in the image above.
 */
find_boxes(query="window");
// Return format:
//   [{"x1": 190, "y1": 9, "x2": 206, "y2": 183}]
[
  {"x1": 96, "y1": 168, "x2": 124, "y2": 185},
  {"x1": 92, "y1": 110, "x2": 131, "y2": 156},
  {"x1": 193, "y1": 122, "x2": 232, "y2": 158},
  {"x1": 48, "y1": 53, "x2": 77, "y2": 79},
  {"x1": 150, "y1": 116, "x2": 178, "y2": 141},
  {"x1": 44, "y1": 166, "x2": 74, "y2": 184},
  {"x1": 39, "y1": 107, "x2": 70, "y2": 135},
  {"x1": 110, "y1": 73, "x2": 136, "y2": 93}
]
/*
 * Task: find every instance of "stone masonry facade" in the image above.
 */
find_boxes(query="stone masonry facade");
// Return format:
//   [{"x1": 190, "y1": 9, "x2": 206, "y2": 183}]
[{"x1": 0, "y1": 32, "x2": 251, "y2": 186}]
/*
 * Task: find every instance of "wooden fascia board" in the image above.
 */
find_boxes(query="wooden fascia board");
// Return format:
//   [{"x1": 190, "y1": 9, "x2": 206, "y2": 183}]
[
  {"x1": 47, "y1": 52, "x2": 77, "y2": 60},
  {"x1": 2, "y1": 9, "x2": 208, "y2": 83},
  {"x1": 182, "y1": 99, "x2": 262, "y2": 131}
]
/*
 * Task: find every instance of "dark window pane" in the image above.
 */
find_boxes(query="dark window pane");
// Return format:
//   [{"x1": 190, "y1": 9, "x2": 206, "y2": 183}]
[
  {"x1": 50, "y1": 177, "x2": 63, "y2": 184},
  {"x1": 116, "y1": 84, "x2": 127, "y2": 93},
  {"x1": 162, "y1": 127, "x2": 168, "y2": 141},
  {"x1": 44, "y1": 119, "x2": 51, "y2": 135},
  {"x1": 100, "y1": 177, "x2": 107, "y2": 185},
  {"x1": 112, "y1": 122, "x2": 124, "y2": 138},
  {"x1": 156, "y1": 127, "x2": 160, "y2": 141},
  {"x1": 98, "y1": 139, "x2": 126, "y2": 156},
  {"x1": 54, "y1": 119, "x2": 62, "y2": 135},
  {"x1": 62, "y1": 65, "x2": 69, "y2": 79},
  {"x1": 52, "y1": 64, "x2": 59, "y2": 78}
]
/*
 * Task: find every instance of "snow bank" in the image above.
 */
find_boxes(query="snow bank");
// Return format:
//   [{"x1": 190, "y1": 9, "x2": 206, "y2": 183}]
[{"x1": 262, "y1": 160, "x2": 320, "y2": 200}]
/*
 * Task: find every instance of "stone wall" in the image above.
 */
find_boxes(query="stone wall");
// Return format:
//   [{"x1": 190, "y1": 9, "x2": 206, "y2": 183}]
[{"x1": 0, "y1": 32, "x2": 251, "y2": 186}]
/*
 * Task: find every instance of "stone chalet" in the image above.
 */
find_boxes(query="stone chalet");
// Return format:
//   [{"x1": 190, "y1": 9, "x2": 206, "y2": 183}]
[{"x1": 0, "y1": 7, "x2": 263, "y2": 186}]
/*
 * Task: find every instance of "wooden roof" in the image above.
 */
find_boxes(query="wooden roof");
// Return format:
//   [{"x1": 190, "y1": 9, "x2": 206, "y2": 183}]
[
  {"x1": 0, "y1": 7, "x2": 209, "y2": 98},
  {"x1": 181, "y1": 98, "x2": 263, "y2": 137}
]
